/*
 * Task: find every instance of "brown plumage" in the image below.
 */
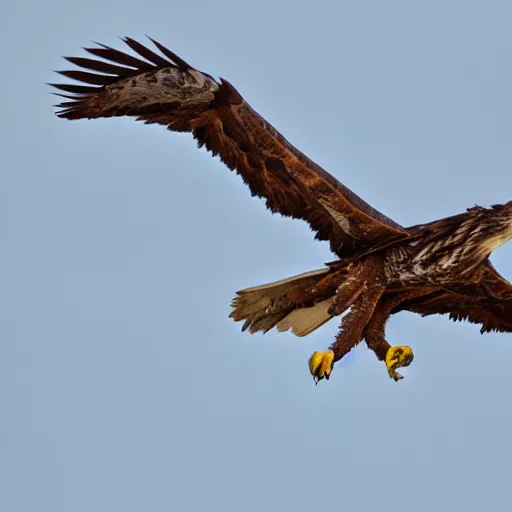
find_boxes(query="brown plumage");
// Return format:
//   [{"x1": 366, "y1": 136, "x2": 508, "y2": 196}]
[{"x1": 51, "y1": 37, "x2": 512, "y2": 382}]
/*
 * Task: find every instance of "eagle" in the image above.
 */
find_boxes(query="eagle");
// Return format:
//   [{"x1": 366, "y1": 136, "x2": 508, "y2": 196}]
[{"x1": 51, "y1": 37, "x2": 512, "y2": 383}]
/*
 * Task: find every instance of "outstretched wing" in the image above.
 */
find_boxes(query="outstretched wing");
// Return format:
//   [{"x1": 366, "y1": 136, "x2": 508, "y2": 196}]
[
  {"x1": 399, "y1": 260, "x2": 512, "y2": 333},
  {"x1": 50, "y1": 37, "x2": 409, "y2": 257}
]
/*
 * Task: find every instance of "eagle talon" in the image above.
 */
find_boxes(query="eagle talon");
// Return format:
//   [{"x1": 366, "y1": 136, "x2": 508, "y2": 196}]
[
  {"x1": 385, "y1": 345, "x2": 414, "y2": 381},
  {"x1": 308, "y1": 350, "x2": 334, "y2": 384}
]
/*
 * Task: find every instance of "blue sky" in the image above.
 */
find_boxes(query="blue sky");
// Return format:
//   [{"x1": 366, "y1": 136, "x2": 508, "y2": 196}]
[{"x1": 3, "y1": 0, "x2": 512, "y2": 510}]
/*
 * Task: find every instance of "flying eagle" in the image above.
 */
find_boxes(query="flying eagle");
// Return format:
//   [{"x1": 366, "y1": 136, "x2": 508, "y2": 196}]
[{"x1": 51, "y1": 37, "x2": 512, "y2": 383}]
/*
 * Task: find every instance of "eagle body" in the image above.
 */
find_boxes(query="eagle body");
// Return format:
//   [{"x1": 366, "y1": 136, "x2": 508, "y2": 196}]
[
  {"x1": 51, "y1": 37, "x2": 512, "y2": 382},
  {"x1": 385, "y1": 204, "x2": 512, "y2": 288}
]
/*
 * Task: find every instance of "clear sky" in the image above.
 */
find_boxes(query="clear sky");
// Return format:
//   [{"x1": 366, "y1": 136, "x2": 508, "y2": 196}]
[{"x1": 3, "y1": 0, "x2": 512, "y2": 510}]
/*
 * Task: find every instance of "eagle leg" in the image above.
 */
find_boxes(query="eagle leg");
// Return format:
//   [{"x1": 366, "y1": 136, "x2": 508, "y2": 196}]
[
  {"x1": 309, "y1": 255, "x2": 386, "y2": 383},
  {"x1": 364, "y1": 290, "x2": 431, "y2": 380}
]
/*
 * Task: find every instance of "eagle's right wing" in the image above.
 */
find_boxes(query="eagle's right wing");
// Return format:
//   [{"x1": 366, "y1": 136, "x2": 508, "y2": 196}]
[{"x1": 51, "y1": 37, "x2": 410, "y2": 257}]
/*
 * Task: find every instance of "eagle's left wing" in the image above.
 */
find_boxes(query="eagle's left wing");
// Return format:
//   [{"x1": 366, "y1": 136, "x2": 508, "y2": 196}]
[
  {"x1": 398, "y1": 260, "x2": 512, "y2": 333},
  {"x1": 50, "y1": 37, "x2": 410, "y2": 257}
]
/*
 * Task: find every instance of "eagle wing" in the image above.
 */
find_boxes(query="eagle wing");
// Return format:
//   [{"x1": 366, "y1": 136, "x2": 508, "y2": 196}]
[
  {"x1": 50, "y1": 37, "x2": 409, "y2": 257},
  {"x1": 399, "y1": 260, "x2": 512, "y2": 333}
]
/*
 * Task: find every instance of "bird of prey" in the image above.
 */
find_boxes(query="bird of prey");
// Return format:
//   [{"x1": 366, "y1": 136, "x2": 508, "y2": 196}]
[{"x1": 51, "y1": 37, "x2": 512, "y2": 383}]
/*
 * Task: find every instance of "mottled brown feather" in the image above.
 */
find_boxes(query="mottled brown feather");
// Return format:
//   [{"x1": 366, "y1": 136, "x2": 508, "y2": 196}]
[{"x1": 399, "y1": 260, "x2": 512, "y2": 333}]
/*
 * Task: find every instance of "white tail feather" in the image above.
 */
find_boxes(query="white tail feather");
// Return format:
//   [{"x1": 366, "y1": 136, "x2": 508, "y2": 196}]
[
  {"x1": 230, "y1": 267, "x2": 333, "y2": 336},
  {"x1": 238, "y1": 268, "x2": 329, "y2": 294},
  {"x1": 276, "y1": 299, "x2": 333, "y2": 337}
]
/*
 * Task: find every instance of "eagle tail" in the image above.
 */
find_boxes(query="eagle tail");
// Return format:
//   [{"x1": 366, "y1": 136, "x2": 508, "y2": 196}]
[{"x1": 230, "y1": 267, "x2": 343, "y2": 337}]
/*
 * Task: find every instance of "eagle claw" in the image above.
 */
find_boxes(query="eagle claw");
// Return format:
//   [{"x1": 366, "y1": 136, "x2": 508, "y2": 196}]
[
  {"x1": 385, "y1": 345, "x2": 414, "y2": 381},
  {"x1": 308, "y1": 350, "x2": 335, "y2": 384}
]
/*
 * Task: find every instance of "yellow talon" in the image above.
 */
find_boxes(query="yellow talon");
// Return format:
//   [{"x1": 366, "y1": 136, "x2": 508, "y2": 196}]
[
  {"x1": 308, "y1": 350, "x2": 334, "y2": 384},
  {"x1": 385, "y1": 345, "x2": 414, "y2": 381}
]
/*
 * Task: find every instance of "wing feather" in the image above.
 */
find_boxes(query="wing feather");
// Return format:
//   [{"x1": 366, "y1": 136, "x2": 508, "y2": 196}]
[
  {"x1": 56, "y1": 70, "x2": 119, "y2": 86},
  {"x1": 122, "y1": 36, "x2": 171, "y2": 67},
  {"x1": 51, "y1": 37, "x2": 409, "y2": 257},
  {"x1": 85, "y1": 42, "x2": 155, "y2": 70},
  {"x1": 64, "y1": 56, "x2": 136, "y2": 76}
]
